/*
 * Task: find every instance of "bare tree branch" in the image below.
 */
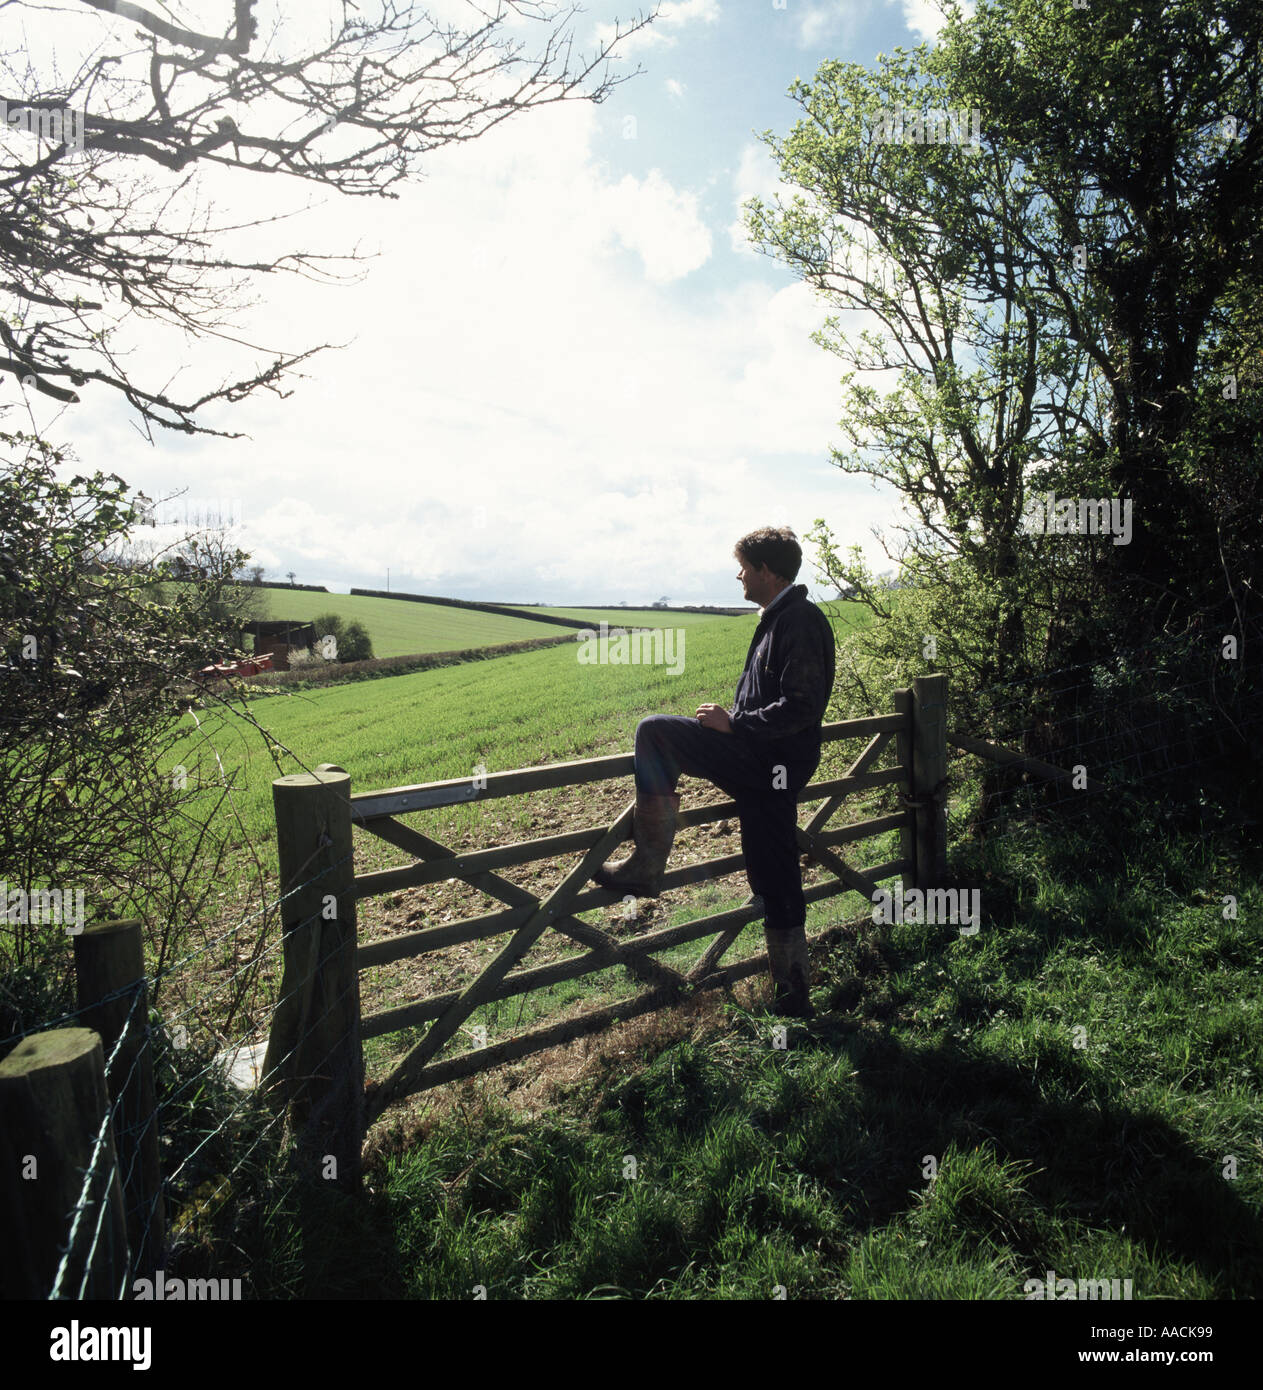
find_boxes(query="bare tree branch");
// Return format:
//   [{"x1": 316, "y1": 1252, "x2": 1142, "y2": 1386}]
[{"x1": 0, "y1": 0, "x2": 658, "y2": 431}]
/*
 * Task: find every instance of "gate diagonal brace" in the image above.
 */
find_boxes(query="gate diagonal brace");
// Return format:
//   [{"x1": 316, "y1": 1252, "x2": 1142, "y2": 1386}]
[
  {"x1": 805, "y1": 729, "x2": 894, "y2": 836},
  {"x1": 689, "y1": 832, "x2": 884, "y2": 987},
  {"x1": 364, "y1": 812, "x2": 685, "y2": 993},
  {"x1": 794, "y1": 825, "x2": 881, "y2": 906},
  {"x1": 686, "y1": 894, "x2": 761, "y2": 982},
  {"x1": 686, "y1": 734, "x2": 896, "y2": 981}
]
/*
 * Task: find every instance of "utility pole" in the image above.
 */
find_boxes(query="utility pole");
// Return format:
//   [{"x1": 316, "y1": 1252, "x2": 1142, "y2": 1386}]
[{"x1": 386, "y1": 568, "x2": 390, "y2": 593}]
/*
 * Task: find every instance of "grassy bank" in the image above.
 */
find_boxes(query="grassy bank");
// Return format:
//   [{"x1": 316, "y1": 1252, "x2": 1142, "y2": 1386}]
[{"x1": 166, "y1": 801, "x2": 1263, "y2": 1298}]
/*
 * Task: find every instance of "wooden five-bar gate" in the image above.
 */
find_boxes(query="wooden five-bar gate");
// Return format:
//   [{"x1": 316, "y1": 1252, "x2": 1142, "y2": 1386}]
[{"x1": 263, "y1": 675, "x2": 949, "y2": 1184}]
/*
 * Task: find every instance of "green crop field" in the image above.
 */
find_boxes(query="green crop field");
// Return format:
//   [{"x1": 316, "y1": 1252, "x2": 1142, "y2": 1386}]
[
  {"x1": 159, "y1": 583, "x2": 566, "y2": 657},
  {"x1": 157, "y1": 585, "x2": 867, "y2": 660},
  {"x1": 165, "y1": 598, "x2": 888, "y2": 1144},
  {"x1": 509, "y1": 599, "x2": 865, "y2": 629}
]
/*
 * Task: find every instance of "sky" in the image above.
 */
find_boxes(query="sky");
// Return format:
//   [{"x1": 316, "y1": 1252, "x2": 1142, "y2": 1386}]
[{"x1": 9, "y1": 0, "x2": 971, "y2": 606}]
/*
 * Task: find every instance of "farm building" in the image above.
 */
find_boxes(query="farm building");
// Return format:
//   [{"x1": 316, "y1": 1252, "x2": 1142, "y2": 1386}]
[{"x1": 239, "y1": 619, "x2": 317, "y2": 671}]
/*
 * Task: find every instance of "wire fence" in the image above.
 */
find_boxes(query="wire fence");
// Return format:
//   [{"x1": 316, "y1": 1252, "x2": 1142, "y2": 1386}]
[
  {"x1": 0, "y1": 837, "x2": 356, "y2": 1301},
  {"x1": 944, "y1": 637, "x2": 1261, "y2": 841}
]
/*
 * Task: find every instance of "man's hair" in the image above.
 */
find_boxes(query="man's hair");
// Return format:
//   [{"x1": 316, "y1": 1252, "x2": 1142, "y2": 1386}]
[{"x1": 733, "y1": 526, "x2": 802, "y2": 582}]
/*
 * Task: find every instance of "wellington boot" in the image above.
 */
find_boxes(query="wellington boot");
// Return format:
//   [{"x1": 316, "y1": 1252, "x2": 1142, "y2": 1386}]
[
  {"x1": 765, "y1": 922, "x2": 814, "y2": 1019},
  {"x1": 592, "y1": 792, "x2": 680, "y2": 898}
]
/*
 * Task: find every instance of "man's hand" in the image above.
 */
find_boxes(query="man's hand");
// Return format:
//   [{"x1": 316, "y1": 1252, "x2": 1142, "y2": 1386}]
[{"x1": 696, "y1": 703, "x2": 732, "y2": 733}]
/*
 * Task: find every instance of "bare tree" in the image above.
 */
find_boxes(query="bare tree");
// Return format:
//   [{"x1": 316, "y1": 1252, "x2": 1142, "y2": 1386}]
[{"x1": 0, "y1": 0, "x2": 655, "y2": 435}]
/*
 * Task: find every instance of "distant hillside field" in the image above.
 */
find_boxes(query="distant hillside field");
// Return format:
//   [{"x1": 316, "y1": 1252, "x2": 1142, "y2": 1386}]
[
  {"x1": 157, "y1": 584, "x2": 871, "y2": 659},
  {"x1": 509, "y1": 606, "x2": 743, "y2": 629},
  {"x1": 161, "y1": 584, "x2": 569, "y2": 658},
  {"x1": 511, "y1": 599, "x2": 868, "y2": 629}
]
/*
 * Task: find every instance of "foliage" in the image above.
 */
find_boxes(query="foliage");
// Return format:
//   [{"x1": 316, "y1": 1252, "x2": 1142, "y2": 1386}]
[
  {"x1": 310, "y1": 611, "x2": 373, "y2": 663},
  {"x1": 0, "y1": 435, "x2": 261, "y2": 972},
  {"x1": 747, "y1": 0, "x2": 1263, "y2": 705}
]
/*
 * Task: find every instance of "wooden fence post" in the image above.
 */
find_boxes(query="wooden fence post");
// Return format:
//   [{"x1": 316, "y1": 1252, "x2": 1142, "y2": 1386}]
[
  {"x1": 0, "y1": 1028, "x2": 129, "y2": 1298},
  {"x1": 912, "y1": 673, "x2": 949, "y2": 890},
  {"x1": 893, "y1": 687, "x2": 916, "y2": 898},
  {"x1": 263, "y1": 766, "x2": 363, "y2": 1190},
  {"x1": 73, "y1": 919, "x2": 164, "y2": 1279}
]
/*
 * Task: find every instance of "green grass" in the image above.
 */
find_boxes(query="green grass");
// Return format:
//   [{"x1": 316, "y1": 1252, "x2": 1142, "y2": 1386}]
[
  {"x1": 511, "y1": 600, "x2": 868, "y2": 630},
  {"x1": 510, "y1": 606, "x2": 747, "y2": 628},
  {"x1": 160, "y1": 583, "x2": 869, "y2": 659},
  {"x1": 75, "y1": 577, "x2": 1263, "y2": 1300},
  {"x1": 179, "y1": 805, "x2": 1263, "y2": 1299},
  {"x1": 154, "y1": 598, "x2": 884, "y2": 1121}
]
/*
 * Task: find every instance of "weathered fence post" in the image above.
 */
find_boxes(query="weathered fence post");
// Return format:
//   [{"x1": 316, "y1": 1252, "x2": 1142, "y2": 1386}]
[
  {"x1": 892, "y1": 687, "x2": 917, "y2": 897},
  {"x1": 0, "y1": 1028, "x2": 129, "y2": 1298},
  {"x1": 912, "y1": 673, "x2": 949, "y2": 890},
  {"x1": 263, "y1": 766, "x2": 363, "y2": 1190},
  {"x1": 73, "y1": 919, "x2": 163, "y2": 1280}
]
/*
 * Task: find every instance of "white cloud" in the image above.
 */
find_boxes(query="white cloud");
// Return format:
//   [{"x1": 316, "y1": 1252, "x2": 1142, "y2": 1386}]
[
  {"x1": 665, "y1": 78, "x2": 687, "y2": 101},
  {"x1": 895, "y1": 0, "x2": 976, "y2": 42},
  {"x1": 798, "y1": 4, "x2": 847, "y2": 48},
  {"x1": 28, "y1": 36, "x2": 896, "y2": 603},
  {"x1": 601, "y1": 169, "x2": 712, "y2": 282},
  {"x1": 791, "y1": 0, "x2": 878, "y2": 49}
]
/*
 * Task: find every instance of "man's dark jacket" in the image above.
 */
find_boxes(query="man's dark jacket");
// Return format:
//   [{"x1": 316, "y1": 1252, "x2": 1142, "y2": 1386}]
[{"x1": 729, "y1": 584, "x2": 835, "y2": 771}]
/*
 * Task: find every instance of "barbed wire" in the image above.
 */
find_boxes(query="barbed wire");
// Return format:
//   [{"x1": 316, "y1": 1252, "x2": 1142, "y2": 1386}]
[
  {"x1": 44, "y1": 900, "x2": 365, "y2": 1296},
  {"x1": 47, "y1": 983, "x2": 145, "y2": 1299},
  {"x1": 18, "y1": 831, "x2": 352, "y2": 1296}
]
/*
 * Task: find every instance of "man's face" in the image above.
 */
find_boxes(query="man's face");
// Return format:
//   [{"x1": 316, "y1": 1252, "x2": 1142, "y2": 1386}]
[{"x1": 736, "y1": 555, "x2": 781, "y2": 607}]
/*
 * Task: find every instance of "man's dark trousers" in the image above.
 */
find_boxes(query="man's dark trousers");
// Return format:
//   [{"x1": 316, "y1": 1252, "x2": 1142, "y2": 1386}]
[{"x1": 632, "y1": 714, "x2": 817, "y2": 933}]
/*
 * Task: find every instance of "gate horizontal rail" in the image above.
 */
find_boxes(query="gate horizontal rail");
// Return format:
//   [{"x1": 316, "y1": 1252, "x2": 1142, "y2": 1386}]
[{"x1": 348, "y1": 711, "x2": 908, "y2": 821}]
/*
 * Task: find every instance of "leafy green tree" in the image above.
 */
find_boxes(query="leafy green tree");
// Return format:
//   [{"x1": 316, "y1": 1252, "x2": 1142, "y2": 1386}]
[
  {"x1": 341, "y1": 620, "x2": 374, "y2": 663},
  {"x1": 946, "y1": 0, "x2": 1263, "y2": 653},
  {"x1": 0, "y1": 435, "x2": 253, "y2": 996},
  {"x1": 747, "y1": 0, "x2": 1263, "y2": 714},
  {"x1": 310, "y1": 612, "x2": 373, "y2": 663},
  {"x1": 746, "y1": 42, "x2": 1096, "y2": 698}
]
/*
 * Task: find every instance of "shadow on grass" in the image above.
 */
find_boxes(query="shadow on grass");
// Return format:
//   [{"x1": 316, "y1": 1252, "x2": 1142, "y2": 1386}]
[{"x1": 779, "y1": 1017, "x2": 1263, "y2": 1295}]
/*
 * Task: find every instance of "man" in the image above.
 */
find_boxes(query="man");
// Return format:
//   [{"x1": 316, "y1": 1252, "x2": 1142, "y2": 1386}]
[{"x1": 592, "y1": 526, "x2": 836, "y2": 1018}]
